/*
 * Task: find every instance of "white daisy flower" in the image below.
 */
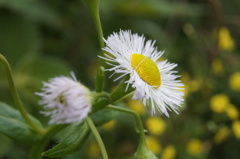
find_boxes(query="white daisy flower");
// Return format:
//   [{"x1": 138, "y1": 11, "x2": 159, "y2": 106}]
[
  {"x1": 36, "y1": 72, "x2": 91, "y2": 124},
  {"x1": 101, "y1": 30, "x2": 184, "y2": 117}
]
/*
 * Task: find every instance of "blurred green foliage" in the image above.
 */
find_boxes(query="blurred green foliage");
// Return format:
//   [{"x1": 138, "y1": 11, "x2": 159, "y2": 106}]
[{"x1": 0, "y1": 0, "x2": 240, "y2": 159}]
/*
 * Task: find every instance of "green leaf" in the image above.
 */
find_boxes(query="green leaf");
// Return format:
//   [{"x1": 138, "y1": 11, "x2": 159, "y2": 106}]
[
  {"x1": 42, "y1": 121, "x2": 91, "y2": 158},
  {"x1": 91, "y1": 108, "x2": 119, "y2": 126},
  {"x1": 0, "y1": 102, "x2": 41, "y2": 145},
  {"x1": 0, "y1": 134, "x2": 11, "y2": 157}
]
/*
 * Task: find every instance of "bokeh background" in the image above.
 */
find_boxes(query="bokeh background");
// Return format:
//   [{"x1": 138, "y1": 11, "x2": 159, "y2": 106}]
[{"x1": 0, "y1": 0, "x2": 240, "y2": 159}]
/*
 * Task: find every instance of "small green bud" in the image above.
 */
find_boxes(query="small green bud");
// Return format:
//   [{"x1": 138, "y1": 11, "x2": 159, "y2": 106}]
[{"x1": 134, "y1": 143, "x2": 158, "y2": 159}]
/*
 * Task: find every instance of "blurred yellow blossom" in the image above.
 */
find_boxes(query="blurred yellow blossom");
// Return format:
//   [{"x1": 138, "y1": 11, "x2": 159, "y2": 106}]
[
  {"x1": 186, "y1": 139, "x2": 203, "y2": 156},
  {"x1": 232, "y1": 121, "x2": 240, "y2": 139},
  {"x1": 161, "y1": 145, "x2": 176, "y2": 159},
  {"x1": 226, "y1": 104, "x2": 239, "y2": 120},
  {"x1": 183, "y1": 23, "x2": 194, "y2": 36},
  {"x1": 101, "y1": 120, "x2": 116, "y2": 130},
  {"x1": 88, "y1": 141, "x2": 100, "y2": 158},
  {"x1": 211, "y1": 58, "x2": 224, "y2": 75},
  {"x1": 180, "y1": 73, "x2": 201, "y2": 98},
  {"x1": 181, "y1": 72, "x2": 190, "y2": 83},
  {"x1": 180, "y1": 74, "x2": 190, "y2": 98},
  {"x1": 229, "y1": 72, "x2": 240, "y2": 91},
  {"x1": 179, "y1": 73, "x2": 189, "y2": 97},
  {"x1": 146, "y1": 136, "x2": 161, "y2": 154},
  {"x1": 214, "y1": 127, "x2": 229, "y2": 144},
  {"x1": 210, "y1": 94, "x2": 230, "y2": 113},
  {"x1": 182, "y1": 85, "x2": 190, "y2": 98},
  {"x1": 128, "y1": 100, "x2": 145, "y2": 115},
  {"x1": 218, "y1": 27, "x2": 235, "y2": 51},
  {"x1": 146, "y1": 117, "x2": 166, "y2": 135},
  {"x1": 189, "y1": 79, "x2": 201, "y2": 92}
]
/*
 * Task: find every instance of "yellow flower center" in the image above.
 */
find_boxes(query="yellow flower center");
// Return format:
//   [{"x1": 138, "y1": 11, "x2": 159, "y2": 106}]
[{"x1": 131, "y1": 54, "x2": 161, "y2": 88}]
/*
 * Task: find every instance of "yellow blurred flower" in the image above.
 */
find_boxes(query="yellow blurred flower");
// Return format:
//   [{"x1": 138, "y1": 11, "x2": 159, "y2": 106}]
[
  {"x1": 180, "y1": 73, "x2": 202, "y2": 97},
  {"x1": 128, "y1": 100, "x2": 145, "y2": 115},
  {"x1": 214, "y1": 127, "x2": 229, "y2": 144},
  {"x1": 101, "y1": 120, "x2": 116, "y2": 130},
  {"x1": 179, "y1": 73, "x2": 189, "y2": 98},
  {"x1": 218, "y1": 27, "x2": 235, "y2": 51},
  {"x1": 181, "y1": 72, "x2": 190, "y2": 84},
  {"x1": 146, "y1": 117, "x2": 166, "y2": 135},
  {"x1": 146, "y1": 136, "x2": 161, "y2": 154},
  {"x1": 226, "y1": 104, "x2": 239, "y2": 120},
  {"x1": 88, "y1": 141, "x2": 100, "y2": 158},
  {"x1": 182, "y1": 85, "x2": 190, "y2": 98},
  {"x1": 161, "y1": 145, "x2": 176, "y2": 159},
  {"x1": 210, "y1": 94, "x2": 230, "y2": 113},
  {"x1": 211, "y1": 58, "x2": 224, "y2": 75},
  {"x1": 189, "y1": 79, "x2": 201, "y2": 92},
  {"x1": 232, "y1": 121, "x2": 240, "y2": 139},
  {"x1": 186, "y1": 139, "x2": 203, "y2": 156},
  {"x1": 229, "y1": 72, "x2": 240, "y2": 91}
]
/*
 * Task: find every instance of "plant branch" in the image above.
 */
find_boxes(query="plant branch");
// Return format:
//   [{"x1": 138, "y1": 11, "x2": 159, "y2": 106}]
[
  {"x1": 84, "y1": 0, "x2": 105, "y2": 66},
  {"x1": 0, "y1": 54, "x2": 46, "y2": 136},
  {"x1": 107, "y1": 105, "x2": 146, "y2": 146},
  {"x1": 86, "y1": 116, "x2": 108, "y2": 159}
]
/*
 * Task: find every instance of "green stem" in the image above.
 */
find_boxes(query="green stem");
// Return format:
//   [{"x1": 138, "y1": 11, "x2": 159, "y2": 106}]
[
  {"x1": 91, "y1": 80, "x2": 134, "y2": 113},
  {"x1": 84, "y1": 0, "x2": 105, "y2": 65},
  {"x1": 0, "y1": 54, "x2": 46, "y2": 135},
  {"x1": 107, "y1": 106, "x2": 157, "y2": 158},
  {"x1": 95, "y1": 66, "x2": 105, "y2": 93},
  {"x1": 29, "y1": 125, "x2": 68, "y2": 159},
  {"x1": 86, "y1": 117, "x2": 108, "y2": 159},
  {"x1": 93, "y1": 5, "x2": 104, "y2": 50},
  {"x1": 107, "y1": 105, "x2": 146, "y2": 146}
]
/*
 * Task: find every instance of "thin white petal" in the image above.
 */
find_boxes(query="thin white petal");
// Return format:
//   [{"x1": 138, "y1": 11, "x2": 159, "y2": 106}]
[{"x1": 100, "y1": 30, "x2": 184, "y2": 117}]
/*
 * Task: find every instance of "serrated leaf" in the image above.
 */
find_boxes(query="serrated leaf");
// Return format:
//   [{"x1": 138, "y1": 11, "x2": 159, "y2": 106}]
[
  {"x1": 0, "y1": 102, "x2": 41, "y2": 145},
  {"x1": 42, "y1": 121, "x2": 91, "y2": 158}
]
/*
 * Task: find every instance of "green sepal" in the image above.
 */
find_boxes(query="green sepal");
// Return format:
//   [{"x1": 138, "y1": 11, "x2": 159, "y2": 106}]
[
  {"x1": 42, "y1": 121, "x2": 90, "y2": 158},
  {"x1": 0, "y1": 102, "x2": 42, "y2": 145}
]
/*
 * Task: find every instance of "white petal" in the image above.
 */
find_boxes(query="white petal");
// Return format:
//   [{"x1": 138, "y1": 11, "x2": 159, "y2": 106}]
[
  {"x1": 100, "y1": 30, "x2": 184, "y2": 117},
  {"x1": 36, "y1": 73, "x2": 91, "y2": 124}
]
